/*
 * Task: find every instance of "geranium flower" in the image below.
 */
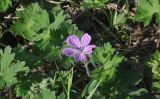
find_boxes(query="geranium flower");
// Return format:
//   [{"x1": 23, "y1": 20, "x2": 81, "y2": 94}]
[{"x1": 63, "y1": 33, "x2": 96, "y2": 62}]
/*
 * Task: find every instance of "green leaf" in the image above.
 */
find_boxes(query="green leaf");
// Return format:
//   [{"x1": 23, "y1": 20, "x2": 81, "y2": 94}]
[
  {"x1": 0, "y1": 0, "x2": 12, "y2": 12},
  {"x1": 50, "y1": 9, "x2": 66, "y2": 30},
  {"x1": 14, "y1": 45, "x2": 43, "y2": 68},
  {"x1": 11, "y1": 3, "x2": 50, "y2": 41},
  {"x1": 35, "y1": 89, "x2": 56, "y2": 99},
  {"x1": 60, "y1": 57, "x2": 74, "y2": 69},
  {"x1": 129, "y1": 88, "x2": 148, "y2": 96},
  {"x1": 33, "y1": 28, "x2": 51, "y2": 49},
  {"x1": 15, "y1": 77, "x2": 57, "y2": 99},
  {"x1": 81, "y1": 80, "x2": 98, "y2": 97},
  {"x1": 57, "y1": 92, "x2": 66, "y2": 99},
  {"x1": 114, "y1": 12, "x2": 126, "y2": 27},
  {"x1": 86, "y1": 80, "x2": 101, "y2": 99},
  {"x1": 34, "y1": 7, "x2": 83, "y2": 58},
  {"x1": 81, "y1": 79, "x2": 102, "y2": 99},
  {"x1": 135, "y1": 0, "x2": 160, "y2": 26},
  {"x1": 147, "y1": 51, "x2": 160, "y2": 79},
  {"x1": 81, "y1": 0, "x2": 109, "y2": 9},
  {"x1": 152, "y1": 82, "x2": 160, "y2": 93},
  {"x1": 0, "y1": 46, "x2": 29, "y2": 89},
  {"x1": 35, "y1": 6, "x2": 82, "y2": 52},
  {"x1": 91, "y1": 43, "x2": 123, "y2": 83},
  {"x1": 0, "y1": 76, "x2": 5, "y2": 89},
  {"x1": 15, "y1": 81, "x2": 32, "y2": 98}
]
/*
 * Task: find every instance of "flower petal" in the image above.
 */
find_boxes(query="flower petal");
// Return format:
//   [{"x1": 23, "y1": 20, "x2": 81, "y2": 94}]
[
  {"x1": 81, "y1": 33, "x2": 91, "y2": 47},
  {"x1": 74, "y1": 53, "x2": 87, "y2": 62},
  {"x1": 63, "y1": 48, "x2": 79, "y2": 56},
  {"x1": 67, "y1": 35, "x2": 81, "y2": 48},
  {"x1": 83, "y1": 45, "x2": 96, "y2": 54}
]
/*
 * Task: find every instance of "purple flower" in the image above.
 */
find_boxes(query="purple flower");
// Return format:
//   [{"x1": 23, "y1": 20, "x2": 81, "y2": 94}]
[{"x1": 63, "y1": 33, "x2": 96, "y2": 62}]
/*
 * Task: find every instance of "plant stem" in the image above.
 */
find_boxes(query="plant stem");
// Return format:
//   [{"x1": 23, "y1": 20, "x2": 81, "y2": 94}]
[
  {"x1": 9, "y1": 87, "x2": 12, "y2": 99},
  {"x1": 67, "y1": 67, "x2": 74, "y2": 99},
  {"x1": 40, "y1": 0, "x2": 44, "y2": 8},
  {"x1": 84, "y1": 63, "x2": 90, "y2": 77}
]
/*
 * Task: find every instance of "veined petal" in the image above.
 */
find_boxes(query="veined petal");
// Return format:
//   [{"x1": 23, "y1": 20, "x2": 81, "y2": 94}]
[
  {"x1": 74, "y1": 53, "x2": 87, "y2": 62},
  {"x1": 81, "y1": 33, "x2": 91, "y2": 47},
  {"x1": 67, "y1": 35, "x2": 81, "y2": 48},
  {"x1": 63, "y1": 48, "x2": 79, "y2": 56},
  {"x1": 83, "y1": 45, "x2": 96, "y2": 54}
]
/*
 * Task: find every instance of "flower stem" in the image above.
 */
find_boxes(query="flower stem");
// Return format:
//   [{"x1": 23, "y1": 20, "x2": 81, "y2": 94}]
[{"x1": 84, "y1": 63, "x2": 90, "y2": 77}]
